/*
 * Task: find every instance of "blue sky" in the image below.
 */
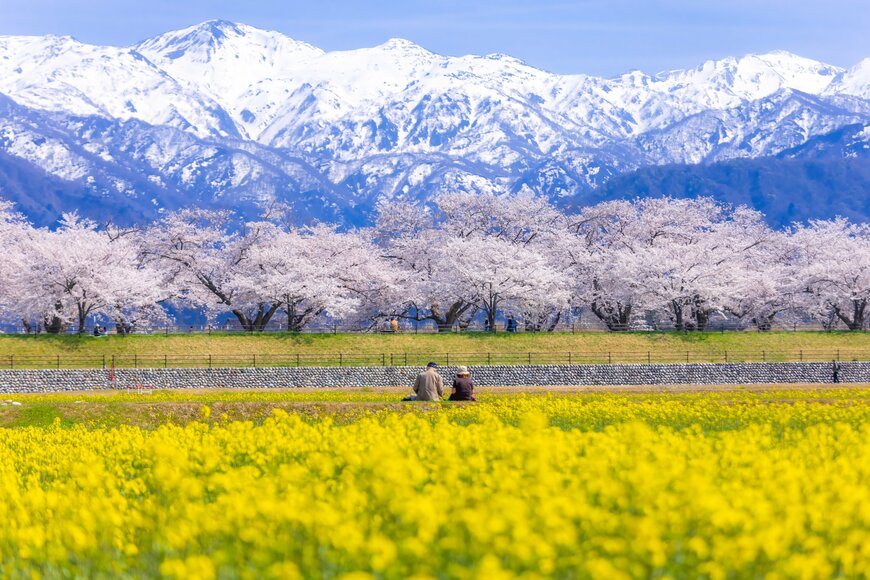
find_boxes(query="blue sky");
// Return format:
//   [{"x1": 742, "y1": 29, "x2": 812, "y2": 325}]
[{"x1": 1, "y1": 0, "x2": 867, "y2": 76}]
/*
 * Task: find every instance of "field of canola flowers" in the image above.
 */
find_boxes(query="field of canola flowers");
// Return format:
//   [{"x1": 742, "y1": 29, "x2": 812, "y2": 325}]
[{"x1": 0, "y1": 387, "x2": 868, "y2": 579}]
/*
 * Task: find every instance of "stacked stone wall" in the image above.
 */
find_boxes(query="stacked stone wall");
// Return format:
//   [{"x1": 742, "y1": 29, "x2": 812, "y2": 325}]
[{"x1": 0, "y1": 362, "x2": 856, "y2": 393}]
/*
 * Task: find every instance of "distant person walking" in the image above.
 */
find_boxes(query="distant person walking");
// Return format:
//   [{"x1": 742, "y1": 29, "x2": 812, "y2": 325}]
[
  {"x1": 405, "y1": 362, "x2": 444, "y2": 401},
  {"x1": 449, "y1": 366, "x2": 476, "y2": 401},
  {"x1": 505, "y1": 315, "x2": 517, "y2": 333},
  {"x1": 832, "y1": 360, "x2": 841, "y2": 383},
  {"x1": 390, "y1": 318, "x2": 399, "y2": 333}
]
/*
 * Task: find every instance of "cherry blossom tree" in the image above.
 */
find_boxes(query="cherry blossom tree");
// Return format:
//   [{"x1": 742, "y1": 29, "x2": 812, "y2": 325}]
[
  {"x1": 791, "y1": 218, "x2": 870, "y2": 330},
  {"x1": 635, "y1": 201, "x2": 772, "y2": 331},
  {"x1": 375, "y1": 192, "x2": 568, "y2": 331},
  {"x1": 434, "y1": 191, "x2": 566, "y2": 245},
  {"x1": 246, "y1": 225, "x2": 397, "y2": 331},
  {"x1": 723, "y1": 230, "x2": 794, "y2": 331},
  {"x1": 563, "y1": 200, "x2": 656, "y2": 330},
  {"x1": 374, "y1": 202, "x2": 478, "y2": 331},
  {"x1": 444, "y1": 236, "x2": 569, "y2": 332},
  {"x1": 564, "y1": 198, "x2": 775, "y2": 331},
  {"x1": 0, "y1": 201, "x2": 36, "y2": 330},
  {"x1": 9, "y1": 213, "x2": 167, "y2": 334},
  {"x1": 142, "y1": 209, "x2": 282, "y2": 331}
]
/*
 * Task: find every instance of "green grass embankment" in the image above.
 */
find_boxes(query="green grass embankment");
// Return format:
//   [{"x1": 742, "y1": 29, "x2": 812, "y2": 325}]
[{"x1": 0, "y1": 331, "x2": 869, "y2": 368}]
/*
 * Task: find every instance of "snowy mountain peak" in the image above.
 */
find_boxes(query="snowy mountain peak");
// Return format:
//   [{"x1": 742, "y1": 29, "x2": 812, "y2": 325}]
[
  {"x1": 643, "y1": 50, "x2": 846, "y2": 113},
  {"x1": 135, "y1": 21, "x2": 325, "y2": 137},
  {"x1": 376, "y1": 38, "x2": 429, "y2": 52},
  {"x1": 136, "y1": 20, "x2": 323, "y2": 65},
  {"x1": 828, "y1": 58, "x2": 870, "y2": 97},
  {"x1": 0, "y1": 32, "x2": 239, "y2": 139}
]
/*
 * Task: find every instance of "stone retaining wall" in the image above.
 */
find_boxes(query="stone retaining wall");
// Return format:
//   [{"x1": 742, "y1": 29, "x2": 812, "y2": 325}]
[{"x1": 0, "y1": 362, "x2": 858, "y2": 393}]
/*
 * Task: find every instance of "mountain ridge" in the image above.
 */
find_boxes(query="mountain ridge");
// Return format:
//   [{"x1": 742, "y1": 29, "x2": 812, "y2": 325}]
[{"x1": 0, "y1": 21, "x2": 868, "y2": 226}]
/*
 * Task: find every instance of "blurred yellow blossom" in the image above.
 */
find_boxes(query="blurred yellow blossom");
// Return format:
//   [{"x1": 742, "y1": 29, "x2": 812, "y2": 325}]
[{"x1": 0, "y1": 388, "x2": 866, "y2": 577}]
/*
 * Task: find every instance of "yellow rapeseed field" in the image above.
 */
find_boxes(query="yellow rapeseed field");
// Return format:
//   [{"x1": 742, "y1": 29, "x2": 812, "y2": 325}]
[{"x1": 0, "y1": 389, "x2": 868, "y2": 578}]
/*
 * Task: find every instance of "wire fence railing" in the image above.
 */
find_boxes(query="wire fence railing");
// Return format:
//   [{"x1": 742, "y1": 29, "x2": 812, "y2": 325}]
[{"x1": 0, "y1": 349, "x2": 865, "y2": 370}]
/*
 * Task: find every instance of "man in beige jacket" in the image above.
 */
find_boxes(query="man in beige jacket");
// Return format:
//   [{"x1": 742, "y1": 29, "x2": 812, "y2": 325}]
[{"x1": 411, "y1": 362, "x2": 444, "y2": 401}]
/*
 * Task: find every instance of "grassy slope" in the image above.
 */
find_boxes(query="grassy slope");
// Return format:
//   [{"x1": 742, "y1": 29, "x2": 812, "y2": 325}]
[{"x1": 2, "y1": 331, "x2": 870, "y2": 357}]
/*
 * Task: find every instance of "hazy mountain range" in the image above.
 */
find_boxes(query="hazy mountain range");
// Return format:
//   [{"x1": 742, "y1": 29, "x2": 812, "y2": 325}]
[{"x1": 0, "y1": 20, "x2": 868, "y2": 226}]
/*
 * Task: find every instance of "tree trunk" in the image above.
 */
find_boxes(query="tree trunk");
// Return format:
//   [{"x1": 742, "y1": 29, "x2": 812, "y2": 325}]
[
  {"x1": 671, "y1": 300, "x2": 685, "y2": 332},
  {"x1": 43, "y1": 303, "x2": 67, "y2": 334},
  {"x1": 834, "y1": 299, "x2": 867, "y2": 331},
  {"x1": 77, "y1": 303, "x2": 89, "y2": 335},
  {"x1": 691, "y1": 295, "x2": 712, "y2": 331},
  {"x1": 590, "y1": 300, "x2": 632, "y2": 331},
  {"x1": 523, "y1": 311, "x2": 555, "y2": 333},
  {"x1": 284, "y1": 302, "x2": 322, "y2": 332},
  {"x1": 752, "y1": 313, "x2": 775, "y2": 332},
  {"x1": 231, "y1": 303, "x2": 281, "y2": 332},
  {"x1": 486, "y1": 310, "x2": 498, "y2": 333},
  {"x1": 546, "y1": 311, "x2": 562, "y2": 332},
  {"x1": 115, "y1": 318, "x2": 135, "y2": 335},
  {"x1": 457, "y1": 306, "x2": 478, "y2": 332},
  {"x1": 43, "y1": 315, "x2": 67, "y2": 334},
  {"x1": 429, "y1": 301, "x2": 473, "y2": 333}
]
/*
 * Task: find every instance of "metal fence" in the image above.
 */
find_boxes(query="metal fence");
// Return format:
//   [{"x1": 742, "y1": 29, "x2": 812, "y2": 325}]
[{"x1": 0, "y1": 349, "x2": 864, "y2": 370}]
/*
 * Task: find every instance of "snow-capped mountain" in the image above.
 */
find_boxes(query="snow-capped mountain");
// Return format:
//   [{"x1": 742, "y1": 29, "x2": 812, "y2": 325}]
[{"x1": 0, "y1": 20, "x2": 868, "y2": 226}]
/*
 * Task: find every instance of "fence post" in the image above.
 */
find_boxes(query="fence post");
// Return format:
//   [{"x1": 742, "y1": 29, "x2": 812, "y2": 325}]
[
  {"x1": 405, "y1": 353, "x2": 408, "y2": 366},
  {"x1": 686, "y1": 351, "x2": 689, "y2": 363},
  {"x1": 339, "y1": 353, "x2": 343, "y2": 367},
  {"x1": 488, "y1": 352, "x2": 491, "y2": 365},
  {"x1": 446, "y1": 353, "x2": 450, "y2": 366},
  {"x1": 102, "y1": 354, "x2": 105, "y2": 369},
  {"x1": 725, "y1": 350, "x2": 728, "y2": 363},
  {"x1": 164, "y1": 355, "x2": 168, "y2": 369},
  {"x1": 800, "y1": 350, "x2": 803, "y2": 362},
  {"x1": 208, "y1": 354, "x2": 211, "y2": 369},
  {"x1": 253, "y1": 354, "x2": 257, "y2": 368},
  {"x1": 390, "y1": 353, "x2": 394, "y2": 366},
  {"x1": 608, "y1": 352, "x2": 612, "y2": 364},
  {"x1": 528, "y1": 352, "x2": 532, "y2": 364},
  {"x1": 382, "y1": 353, "x2": 385, "y2": 366},
  {"x1": 568, "y1": 352, "x2": 572, "y2": 365},
  {"x1": 9, "y1": 354, "x2": 13, "y2": 370},
  {"x1": 112, "y1": 355, "x2": 115, "y2": 369},
  {"x1": 762, "y1": 350, "x2": 765, "y2": 362}
]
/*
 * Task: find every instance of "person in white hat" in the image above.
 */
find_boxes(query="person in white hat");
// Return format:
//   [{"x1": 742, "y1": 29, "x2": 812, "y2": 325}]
[{"x1": 449, "y1": 366, "x2": 476, "y2": 401}]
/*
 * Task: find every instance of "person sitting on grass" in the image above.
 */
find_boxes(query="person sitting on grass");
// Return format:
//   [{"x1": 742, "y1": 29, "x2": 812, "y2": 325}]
[
  {"x1": 449, "y1": 366, "x2": 476, "y2": 401},
  {"x1": 403, "y1": 362, "x2": 444, "y2": 401}
]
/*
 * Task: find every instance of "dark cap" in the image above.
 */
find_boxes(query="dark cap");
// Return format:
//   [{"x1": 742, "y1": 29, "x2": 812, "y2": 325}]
[{"x1": 426, "y1": 362, "x2": 438, "y2": 368}]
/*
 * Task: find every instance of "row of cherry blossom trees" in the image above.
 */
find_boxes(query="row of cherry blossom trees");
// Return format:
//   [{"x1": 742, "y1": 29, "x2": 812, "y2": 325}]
[{"x1": 1, "y1": 194, "x2": 869, "y2": 333}]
